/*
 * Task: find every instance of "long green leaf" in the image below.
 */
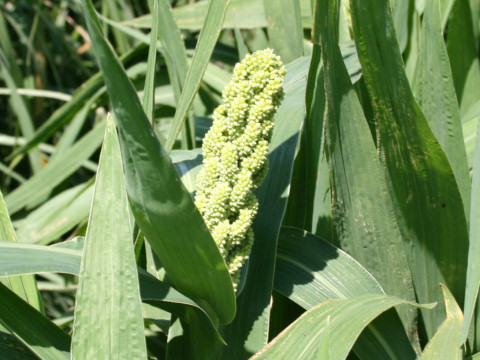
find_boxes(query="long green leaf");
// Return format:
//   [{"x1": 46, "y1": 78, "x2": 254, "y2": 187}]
[
  {"x1": 463, "y1": 118, "x2": 480, "y2": 343},
  {"x1": 81, "y1": 0, "x2": 235, "y2": 325},
  {"x1": 0, "y1": 49, "x2": 43, "y2": 174},
  {"x1": 5, "y1": 122, "x2": 105, "y2": 214},
  {"x1": 165, "y1": 0, "x2": 231, "y2": 151},
  {"x1": 413, "y1": 0, "x2": 470, "y2": 217},
  {"x1": 14, "y1": 182, "x2": 93, "y2": 245},
  {"x1": 8, "y1": 44, "x2": 147, "y2": 159},
  {"x1": 302, "y1": 0, "x2": 330, "y2": 240},
  {"x1": 219, "y1": 56, "x2": 309, "y2": 358},
  {"x1": 0, "y1": 190, "x2": 42, "y2": 312},
  {"x1": 0, "y1": 282, "x2": 70, "y2": 360},
  {"x1": 142, "y1": 0, "x2": 160, "y2": 121},
  {"x1": 446, "y1": 0, "x2": 480, "y2": 116},
  {"x1": 0, "y1": 241, "x2": 81, "y2": 276},
  {"x1": 156, "y1": 0, "x2": 196, "y2": 149},
  {"x1": 319, "y1": 0, "x2": 417, "y2": 344},
  {"x1": 126, "y1": 0, "x2": 313, "y2": 31},
  {"x1": 350, "y1": 0, "x2": 469, "y2": 338},
  {"x1": 252, "y1": 294, "x2": 433, "y2": 360},
  {"x1": 71, "y1": 116, "x2": 147, "y2": 359},
  {"x1": 274, "y1": 227, "x2": 417, "y2": 359},
  {"x1": 0, "y1": 240, "x2": 225, "y2": 347}
]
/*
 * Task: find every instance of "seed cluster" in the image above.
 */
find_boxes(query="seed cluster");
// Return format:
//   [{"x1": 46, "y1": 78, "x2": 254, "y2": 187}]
[{"x1": 195, "y1": 49, "x2": 285, "y2": 290}]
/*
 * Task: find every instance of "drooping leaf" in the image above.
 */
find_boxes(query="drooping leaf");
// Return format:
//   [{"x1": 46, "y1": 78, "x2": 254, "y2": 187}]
[
  {"x1": 274, "y1": 227, "x2": 417, "y2": 359},
  {"x1": 81, "y1": 0, "x2": 235, "y2": 325},
  {"x1": 252, "y1": 294, "x2": 433, "y2": 360}
]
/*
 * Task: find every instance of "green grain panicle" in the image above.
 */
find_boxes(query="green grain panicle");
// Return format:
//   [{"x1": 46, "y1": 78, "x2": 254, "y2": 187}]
[{"x1": 195, "y1": 48, "x2": 286, "y2": 290}]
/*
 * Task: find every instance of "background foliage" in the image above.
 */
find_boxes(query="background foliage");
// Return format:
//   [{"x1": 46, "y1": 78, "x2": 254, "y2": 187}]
[{"x1": 0, "y1": 0, "x2": 479, "y2": 359}]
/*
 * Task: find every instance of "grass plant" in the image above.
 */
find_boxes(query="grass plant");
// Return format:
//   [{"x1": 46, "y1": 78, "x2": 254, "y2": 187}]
[{"x1": 0, "y1": 0, "x2": 480, "y2": 359}]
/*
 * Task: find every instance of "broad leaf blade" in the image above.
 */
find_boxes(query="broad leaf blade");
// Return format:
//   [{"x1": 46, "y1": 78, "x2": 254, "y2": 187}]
[
  {"x1": 81, "y1": 0, "x2": 235, "y2": 325},
  {"x1": 350, "y1": 0, "x2": 469, "y2": 337},
  {"x1": 319, "y1": 0, "x2": 417, "y2": 343},
  {"x1": 413, "y1": 0, "x2": 470, "y2": 217},
  {"x1": 71, "y1": 116, "x2": 147, "y2": 359}
]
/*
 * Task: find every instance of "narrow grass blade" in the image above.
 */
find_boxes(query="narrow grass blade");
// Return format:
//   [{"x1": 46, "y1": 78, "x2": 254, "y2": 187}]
[
  {"x1": 142, "y1": 0, "x2": 159, "y2": 121},
  {"x1": 350, "y1": 0, "x2": 469, "y2": 337},
  {"x1": 5, "y1": 121, "x2": 105, "y2": 214},
  {"x1": 303, "y1": 0, "x2": 329, "y2": 239},
  {"x1": 14, "y1": 182, "x2": 93, "y2": 245},
  {"x1": 463, "y1": 119, "x2": 480, "y2": 343},
  {"x1": 165, "y1": 0, "x2": 231, "y2": 151},
  {"x1": 252, "y1": 294, "x2": 433, "y2": 360},
  {"x1": 274, "y1": 227, "x2": 417, "y2": 360},
  {"x1": 127, "y1": 0, "x2": 314, "y2": 31},
  {"x1": 0, "y1": 49, "x2": 43, "y2": 174},
  {"x1": 0, "y1": 241, "x2": 82, "y2": 276},
  {"x1": 220, "y1": 56, "x2": 309, "y2": 358},
  {"x1": 9, "y1": 44, "x2": 147, "y2": 159},
  {"x1": 81, "y1": 0, "x2": 235, "y2": 324},
  {"x1": 156, "y1": 0, "x2": 196, "y2": 149},
  {"x1": 463, "y1": 101, "x2": 480, "y2": 168},
  {"x1": 0, "y1": 241, "x2": 226, "y2": 344},
  {"x1": 446, "y1": 0, "x2": 480, "y2": 116},
  {"x1": 319, "y1": 0, "x2": 417, "y2": 343},
  {"x1": 0, "y1": 282, "x2": 70, "y2": 360},
  {"x1": 263, "y1": 0, "x2": 303, "y2": 63},
  {"x1": 0, "y1": 190, "x2": 42, "y2": 312},
  {"x1": 413, "y1": 0, "x2": 470, "y2": 217},
  {"x1": 71, "y1": 116, "x2": 147, "y2": 359},
  {"x1": 420, "y1": 285, "x2": 463, "y2": 360}
]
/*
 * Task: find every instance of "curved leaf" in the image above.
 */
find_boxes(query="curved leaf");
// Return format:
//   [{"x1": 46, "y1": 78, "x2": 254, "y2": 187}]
[
  {"x1": 274, "y1": 227, "x2": 417, "y2": 360},
  {"x1": 0, "y1": 240, "x2": 225, "y2": 345},
  {"x1": 81, "y1": 0, "x2": 235, "y2": 325},
  {"x1": 252, "y1": 294, "x2": 433, "y2": 360}
]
